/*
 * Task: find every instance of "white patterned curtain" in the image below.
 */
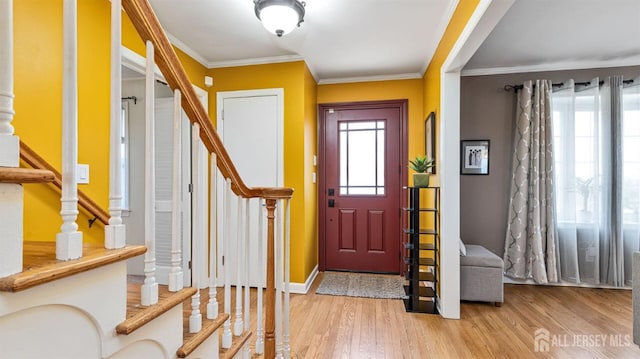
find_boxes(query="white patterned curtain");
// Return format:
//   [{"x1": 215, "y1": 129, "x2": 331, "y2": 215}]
[{"x1": 504, "y1": 80, "x2": 559, "y2": 284}]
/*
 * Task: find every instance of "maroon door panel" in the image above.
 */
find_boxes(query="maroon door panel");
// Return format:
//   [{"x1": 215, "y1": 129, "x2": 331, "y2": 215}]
[{"x1": 319, "y1": 101, "x2": 407, "y2": 273}]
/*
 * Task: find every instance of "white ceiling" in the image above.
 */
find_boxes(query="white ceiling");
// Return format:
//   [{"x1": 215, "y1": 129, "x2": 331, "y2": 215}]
[
  {"x1": 147, "y1": 0, "x2": 458, "y2": 83},
  {"x1": 143, "y1": 0, "x2": 640, "y2": 84},
  {"x1": 463, "y1": 0, "x2": 640, "y2": 76}
]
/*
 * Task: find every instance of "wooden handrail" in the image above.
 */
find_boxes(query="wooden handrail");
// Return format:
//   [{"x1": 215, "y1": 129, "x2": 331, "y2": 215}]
[
  {"x1": 20, "y1": 140, "x2": 110, "y2": 226},
  {"x1": 121, "y1": 0, "x2": 293, "y2": 201}
]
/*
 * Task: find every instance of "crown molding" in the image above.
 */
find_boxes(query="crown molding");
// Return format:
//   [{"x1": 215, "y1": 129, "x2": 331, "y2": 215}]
[
  {"x1": 317, "y1": 72, "x2": 423, "y2": 85},
  {"x1": 164, "y1": 31, "x2": 210, "y2": 68},
  {"x1": 461, "y1": 57, "x2": 640, "y2": 77}
]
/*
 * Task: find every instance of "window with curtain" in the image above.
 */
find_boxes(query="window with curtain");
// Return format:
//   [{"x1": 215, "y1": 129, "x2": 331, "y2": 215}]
[{"x1": 552, "y1": 76, "x2": 640, "y2": 286}]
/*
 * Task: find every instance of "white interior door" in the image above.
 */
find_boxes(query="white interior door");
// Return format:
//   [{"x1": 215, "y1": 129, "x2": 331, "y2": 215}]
[
  {"x1": 155, "y1": 97, "x2": 192, "y2": 286},
  {"x1": 216, "y1": 88, "x2": 284, "y2": 287}
]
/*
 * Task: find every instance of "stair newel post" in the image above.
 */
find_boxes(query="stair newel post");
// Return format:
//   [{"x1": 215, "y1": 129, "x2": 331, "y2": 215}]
[
  {"x1": 222, "y1": 178, "x2": 233, "y2": 349},
  {"x1": 265, "y1": 198, "x2": 277, "y2": 359},
  {"x1": 56, "y1": 0, "x2": 83, "y2": 260},
  {"x1": 255, "y1": 198, "x2": 265, "y2": 354},
  {"x1": 275, "y1": 201, "x2": 283, "y2": 359},
  {"x1": 243, "y1": 197, "x2": 252, "y2": 359},
  {"x1": 189, "y1": 121, "x2": 204, "y2": 333},
  {"x1": 105, "y1": 0, "x2": 125, "y2": 249},
  {"x1": 206, "y1": 153, "x2": 218, "y2": 318},
  {"x1": 141, "y1": 40, "x2": 158, "y2": 306},
  {"x1": 168, "y1": 89, "x2": 183, "y2": 292},
  {"x1": 0, "y1": 0, "x2": 23, "y2": 278},
  {"x1": 233, "y1": 195, "x2": 244, "y2": 336},
  {"x1": 283, "y1": 198, "x2": 291, "y2": 358},
  {"x1": 0, "y1": 0, "x2": 18, "y2": 167}
]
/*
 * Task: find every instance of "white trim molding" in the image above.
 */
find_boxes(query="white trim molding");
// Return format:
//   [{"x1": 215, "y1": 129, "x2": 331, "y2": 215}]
[
  {"x1": 318, "y1": 72, "x2": 422, "y2": 85},
  {"x1": 289, "y1": 265, "x2": 319, "y2": 295},
  {"x1": 438, "y1": 0, "x2": 515, "y2": 319},
  {"x1": 461, "y1": 57, "x2": 640, "y2": 77}
]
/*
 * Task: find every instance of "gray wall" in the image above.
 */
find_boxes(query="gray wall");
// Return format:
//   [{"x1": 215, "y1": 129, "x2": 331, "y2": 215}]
[{"x1": 460, "y1": 65, "x2": 639, "y2": 257}]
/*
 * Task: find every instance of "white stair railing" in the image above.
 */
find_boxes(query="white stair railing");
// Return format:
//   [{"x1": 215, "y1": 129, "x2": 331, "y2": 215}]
[
  {"x1": 141, "y1": 40, "x2": 158, "y2": 306},
  {"x1": 0, "y1": 0, "x2": 18, "y2": 168},
  {"x1": 56, "y1": 0, "x2": 82, "y2": 261},
  {"x1": 283, "y1": 199, "x2": 291, "y2": 358},
  {"x1": 105, "y1": 0, "x2": 125, "y2": 250},
  {"x1": 275, "y1": 202, "x2": 283, "y2": 359},
  {"x1": 243, "y1": 197, "x2": 251, "y2": 358},
  {"x1": 189, "y1": 121, "x2": 205, "y2": 333},
  {"x1": 222, "y1": 179, "x2": 233, "y2": 349},
  {"x1": 0, "y1": 0, "x2": 23, "y2": 278},
  {"x1": 207, "y1": 153, "x2": 219, "y2": 318},
  {"x1": 234, "y1": 195, "x2": 244, "y2": 336},
  {"x1": 255, "y1": 198, "x2": 265, "y2": 355},
  {"x1": 168, "y1": 89, "x2": 183, "y2": 292}
]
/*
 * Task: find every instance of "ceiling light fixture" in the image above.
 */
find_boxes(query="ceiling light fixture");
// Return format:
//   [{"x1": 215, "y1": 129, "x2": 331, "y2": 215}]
[{"x1": 254, "y1": 0, "x2": 305, "y2": 37}]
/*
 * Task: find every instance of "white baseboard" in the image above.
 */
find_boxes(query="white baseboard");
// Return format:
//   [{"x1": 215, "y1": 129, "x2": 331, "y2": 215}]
[{"x1": 289, "y1": 265, "x2": 319, "y2": 294}]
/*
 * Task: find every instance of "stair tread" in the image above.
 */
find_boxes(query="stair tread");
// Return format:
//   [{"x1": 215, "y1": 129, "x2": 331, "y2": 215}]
[
  {"x1": 0, "y1": 167, "x2": 55, "y2": 184},
  {"x1": 176, "y1": 312, "x2": 230, "y2": 358},
  {"x1": 220, "y1": 331, "x2": 253, "y2": 359},
  {"x1": 0, "y1": 242, "x2": 146, "y2": 292},
  {"x1": 117, "y1": 285, "x2": 198, "y2": 335}
]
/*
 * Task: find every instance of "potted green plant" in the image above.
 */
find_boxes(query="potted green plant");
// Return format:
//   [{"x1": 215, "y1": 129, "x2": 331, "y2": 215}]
[{"x1": 409, "y1": 155, "x2": 435, "y2": 187}]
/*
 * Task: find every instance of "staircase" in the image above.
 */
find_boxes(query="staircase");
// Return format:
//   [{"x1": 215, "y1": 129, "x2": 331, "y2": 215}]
[{"x1": 0, "y1": 0, "x2": 293, "y2": 358}]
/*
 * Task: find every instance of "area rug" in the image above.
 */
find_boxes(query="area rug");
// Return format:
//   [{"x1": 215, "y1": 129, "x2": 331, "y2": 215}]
[{"x1": 315, "y1": 271, "x2": 408, "y2": 299}]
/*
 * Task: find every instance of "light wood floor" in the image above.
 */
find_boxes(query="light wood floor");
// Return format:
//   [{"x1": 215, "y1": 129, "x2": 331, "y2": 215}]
[{"x1": 286, "y1": 272, "x2": 640, "y2": 358}]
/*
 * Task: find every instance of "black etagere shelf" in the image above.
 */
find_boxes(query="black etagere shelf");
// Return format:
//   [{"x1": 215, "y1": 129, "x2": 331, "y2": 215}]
[{"x1": 402, "y1": 186, "x2": 439, "y2": 314}]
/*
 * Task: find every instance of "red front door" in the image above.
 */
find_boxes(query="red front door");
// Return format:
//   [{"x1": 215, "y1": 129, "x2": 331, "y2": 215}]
[{"x1": 319, "y1": 101, "x2": 406, "y2": 273}]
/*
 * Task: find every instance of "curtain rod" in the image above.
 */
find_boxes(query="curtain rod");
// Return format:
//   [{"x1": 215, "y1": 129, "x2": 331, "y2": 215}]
[
  {"x1": 122, "y1": 96, "x2": 137, "y2": 104},
  {"x1": 504, "y1": 79, "x2": 634, "y2": 92}
]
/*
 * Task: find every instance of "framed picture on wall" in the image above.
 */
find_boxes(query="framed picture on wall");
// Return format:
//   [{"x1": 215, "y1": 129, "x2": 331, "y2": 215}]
[
  {"x1": 425, "y1": 111, "x2": 436, "y2": 174},
  {"x1": 461, "y1": 140, "x2": 490, "y2": 175}
]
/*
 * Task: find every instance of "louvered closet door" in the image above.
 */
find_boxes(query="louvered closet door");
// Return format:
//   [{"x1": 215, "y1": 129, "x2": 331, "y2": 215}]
[{"x1": 154, "y1": 98, "x2": 192, "y2": 286}]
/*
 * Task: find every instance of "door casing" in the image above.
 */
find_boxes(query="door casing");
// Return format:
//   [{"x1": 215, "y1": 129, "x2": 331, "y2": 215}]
[{"x1": 318, "y1": 100, "x2": 409, "y2": 273}]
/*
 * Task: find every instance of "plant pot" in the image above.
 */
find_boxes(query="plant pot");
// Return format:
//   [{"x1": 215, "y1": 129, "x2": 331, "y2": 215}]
[{"x1": 413, "y1": 173, "x2": 430, "y2": 188}]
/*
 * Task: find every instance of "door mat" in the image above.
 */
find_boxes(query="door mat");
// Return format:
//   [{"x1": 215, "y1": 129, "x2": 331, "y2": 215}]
[{"x1": 315, "y1": 271, "x2": 408, "y2": 299}]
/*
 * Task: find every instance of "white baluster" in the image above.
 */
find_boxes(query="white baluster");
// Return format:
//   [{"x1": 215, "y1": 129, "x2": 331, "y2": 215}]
[
  {"x1": 243, "y1": 198, "x2": 251, "y2": 359},
  {"x1": 189, "y1": 122, "x2": 203, "y2": 333},
  {"x1": 141, "y1": 40, "x2": 158, "y2": 306},
  {"x1": 283, "y1": 199, "x2": 291, "y2": 358},
  {"x1": 207, "y1": 153, "x2": 219, "y2": 318},
  {"x1": 0, "y1": 0, "x2": 23, "y2": 278},
  {"x1": 275, "y1": 202, "x2": 283, "y2": 359},
  {"x1": 0, "y1": 0, "x2": 19, "y2": 167},
  {"x1": 56, "y1": 0, "x2": 82, "y2": 260},
  {"x1": 222, "y1": 179, "x2": 233, "y2": 349},
  {"x1": 234, "y1": 196, "x2": 244, "y2": 336},
  {"x1": 168, "y1": 89, "x2": 183, "y2": 292},
  {"x1": 255, "y1": 198, "x2": 265, "y2": 354},
  {"x1": 105, "y1": 0, "x2": 125, "y2": 249}
]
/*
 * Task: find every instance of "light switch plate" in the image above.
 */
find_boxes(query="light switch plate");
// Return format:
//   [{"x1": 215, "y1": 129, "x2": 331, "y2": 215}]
[{"x1": 77, "y1": 164, "x2": 89, "y2": 184}]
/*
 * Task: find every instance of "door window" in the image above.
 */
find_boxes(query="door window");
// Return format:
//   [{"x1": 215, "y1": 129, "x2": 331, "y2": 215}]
[{"x1": 339, "y1": 120, "x2": 385, "y2": 195}]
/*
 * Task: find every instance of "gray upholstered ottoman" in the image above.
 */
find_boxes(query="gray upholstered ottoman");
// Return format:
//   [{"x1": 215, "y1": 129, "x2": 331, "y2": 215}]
[{"x1": 460, "y1": 244, "x2": 504, "y2": 306}]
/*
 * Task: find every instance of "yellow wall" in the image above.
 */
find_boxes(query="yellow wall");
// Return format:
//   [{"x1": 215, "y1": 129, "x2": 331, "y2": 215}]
[
  {"x1": 14, "y1": 0, "x2": 208, "y2": 245},
  {"x1": 207, "y1": 61, "x2": 315, "y2": 283},
  {"x1": 423, "y1": 0, "x2": 481, "y2": 186},
  {"x1": 317, "y1": 78, "x2": 424, "y2": 177}
]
